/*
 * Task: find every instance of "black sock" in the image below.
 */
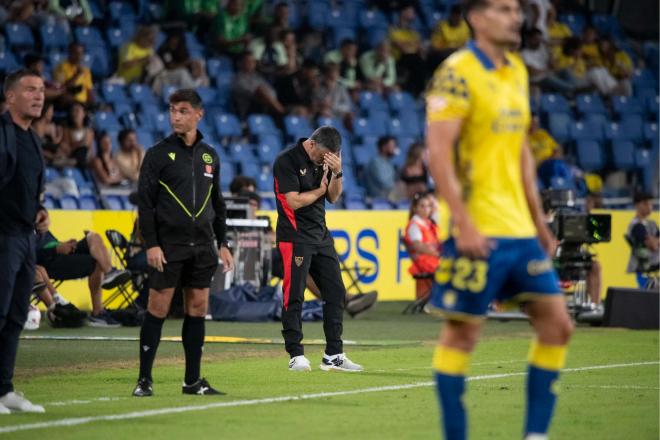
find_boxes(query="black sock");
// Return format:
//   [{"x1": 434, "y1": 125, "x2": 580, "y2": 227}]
[
  {"x1": 182, "y1": 315, "x2": 205, "y2": 385},
  {"x1": 139, "y1": 312, "x2": 165, "y2": 381}
]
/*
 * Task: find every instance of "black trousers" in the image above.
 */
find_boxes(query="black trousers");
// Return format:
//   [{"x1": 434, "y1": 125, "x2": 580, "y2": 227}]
[
  {"x1": 0, "y1": 233, "x2": 36, "y2": 396},
  {"x1": 278, "y1": 238, "x2": 345, "y2": 358}
]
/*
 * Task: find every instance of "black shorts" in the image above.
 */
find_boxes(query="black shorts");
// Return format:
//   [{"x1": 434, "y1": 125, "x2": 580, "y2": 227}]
[
  {"x1": 149, "y1": 244, "x2": 219, "y2": 290},
  {"x1": 42, "y1": 238, "x2": 96, "y2": 280}
]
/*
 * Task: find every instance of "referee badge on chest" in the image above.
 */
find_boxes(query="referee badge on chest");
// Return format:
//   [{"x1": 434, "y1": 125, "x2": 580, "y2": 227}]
[{"x1": 294, "y1": 256, "x2": 304, "y2": 267}]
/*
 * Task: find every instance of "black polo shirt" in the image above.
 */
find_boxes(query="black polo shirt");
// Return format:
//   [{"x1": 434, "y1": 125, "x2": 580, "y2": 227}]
[{"x1": 273, "y1": 138, "x2": 330, "y2": 244}]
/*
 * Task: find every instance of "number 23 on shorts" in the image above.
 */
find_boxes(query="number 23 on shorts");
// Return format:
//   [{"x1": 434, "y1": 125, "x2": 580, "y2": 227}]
[{"x1": 435, "y1": 257, "x2": 489, "y2": 293}]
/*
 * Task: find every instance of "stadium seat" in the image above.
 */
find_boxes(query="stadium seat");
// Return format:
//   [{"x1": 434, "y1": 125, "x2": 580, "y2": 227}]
[
  {"x1": 359, "y1": 91, "x2": 388, "y2": 116},
  {"x1": 645, "y1": 95, "x2": 659, "y2": 120},
  {"x1": 644, "y1": 123, "x2": 658, "y2": 145},
  {"x1": 88, "y1": 46, "x2": 111, "y2": 77},
  {"x1": 611, "y1": 96, "x2": 644, "y2": 118},
  {"x1": 605, "y1": 119, "x2": 643, "y2": 143},
  {"x1": 582, "y1": 113, "x2": 609, "y2": 128},
  {"x1": 256, "y1": 172, "x2": 272, "y2": 192},
  {"x1": 5, "y1": 22, "x2": 34, "y2": 50},
  {"x1": 43, "y1": 194, "x2": 58, "y2": 210},
  {"x1": 345, "y1": 199, "x2": 367, "y2": 210},
  {"x1": 549, "y1": 176, "x2": 576, "y2": 191},
  {"x1": 631, "y1": 68, "x2": 658, "y2": 92},
  {"x1": 330, "y1": 26, "x2": 357, "y2": 49},
  {"x1": 256, "y1": 141, "x2": 280, "y2": 164},
  {"x1": 45, "y1": 167, "x2": 60, "y2": 183},
  {"x1": 546, "y1": 112, "x2": 572, "y2": 143},
  {"x1": 365, "y1": 27, "x2": 390, "y2": 48},
  {"x1": 228, "y1": 143, "x2": 255, "y2": 161},
  {"x1": 0, "y1": 51, "x2": 19, "y2": 73},
  {"x1": 39, "y1": 22, "x2": 71, "y2": 51},
  {"x1": 128, "y1": 84, "x2": 157, "y2": 106},
  {"x1": 388, "y1": 91, "x2": 417, "y2": 115},
  {"x1": 151, "y1": 112, "x2": 171, "y2": 136},
  {"x1": 106, "y1": 27, "x2": 129, "y2": 49},
  {"x1": 207, "y1": 56, "x2": 234, "y2": 77},
  {"x1": 284, "y1": 115, "x2": 313, "y2": 142},
  {"x1": 260, "y1": 198, "x2": 275, "y2": 210},
  {"x1": 196, "y1": 87, "x2": 217, "y2": 106},
  {"x1": 215, "y1": 113, "x2": 242, "y2": 139},
  {"x1": 101, "y1": 83, "x2": 130, "y2": 106},
  {"x1": 540, "y1": 94, "x2": 571, "y2": 116},
  {"x1": 135, "y1": 130, "x2": 155, "y2": 148},
  {"x1": 94, "y1": 111, "x2": 122, "y2": 132},
  {"x1": 59, "y1": 195, "x2": 80, "y2": 210},
  {"x1": 307, "y1": 1, "x2": 329, "y2": 29},
  {"x1": 104, "y1": 195, "x2": 125, "y2": 210},
  {"x1": 120, "y1": 112, "x2": 139, "y2": 130},
  {"x1": 371, "y1": 198, "x2": 393, "y2": 210},
  {"x1": 359, "y1": 9, "x2": 388, "y2": 29},
  {"x1": 576, "y1": 94, "x2": 608, "y2": 116},
  {"x1": 354, "y1": 115, "x2": 388, "y2": 140},
  {"x1": 570, "y1": 120, "x2": 604, "y2": 142},
  {"x1": 610, "y1": 140, "x2": 637, "y2": 171},
  {"x1": 108, "y1": 1, "x2": 136, "y2": 22},
  {"x1": 61, "y1": 167, "x2": 92, "y2": 191},
  {"x1": 559, "y1": 13, "x2": 586, "y2": 35},
  {"x1": 247, "y1": 114, "x2": 279, "y2": 137},
  {"x1": 74, "y1": 26, "x2": 105, "y2": 49},
  {"x1": 575, "y1": 140, "x2": 606, "y2": 171}
]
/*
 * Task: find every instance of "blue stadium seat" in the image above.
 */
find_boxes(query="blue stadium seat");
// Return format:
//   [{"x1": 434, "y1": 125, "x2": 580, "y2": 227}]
[
  {"x1": 106, "y1": 27, "x2": 129, "y2": 49},
  {"x1": 257, "y1": 141, "x2": 280, "y2": 164},
  {"x1": 610, "y1": 140, "x2": 637, "y2": 171},
  {"x1": 570, "y1": 120, "x2": 604, "y2": 142},
  {"x1": 109, "y1": 1, "x2": 136, "y2": 22},
  {"x1": 359, "y1": 91, "x2": 388, "y2": 116},
  {"x1": 284, "y1": 115, "x2": 313, "y2": 142},
  {"x1": 61, "y1": 167, "x2": 91, "y2": 191},
  {"x1": 559, "y1": 13, "x2": 585, "y2": 35},
  {"x1": 43, "y1": 195, "x2": 58, "y2": 210},
  {"x1": 576, "y1": 94, "x2": 607, "y2": 116},
  {"x1": 540, "y1": 94, "x2": 571, "y2": 116},
  {"x1": 549, "y1": 176, "x2": 576, "y2": 191},
  {"x1": 220, "y1": 161, "x2": 236, "y2": 185},
  {"x1": 207, "y1": 56, "x2": 234, "y2": 77},
  {"x1": 359, "y1": 9, "x2": 388, "y2": 29},
  {"x1": 307, "y1": 1, "x2": 329, "y2": 29},
  {"x1": 256, "y1": 173, "x2": 272, "y2": 192},
  {"x1": 612, "y1": 96, "x2": 644, "y2": 118},
  {"x1": 582, "y1": 113, "x2": 609, "y2": 128},
  {"x1": 365, "y1": 27, "x2": 390, "y2": 48},
  {"x1": 260, "y1": 198, "x2": 275, "y2": 210},
  {"x1": 120, "y1": 112, "x2": 139, "y2": 129},
  {"x1": 354, "y1": 115, "x2": 388, "y2": 140},
  {"x1": 5, "y1": 22, "x2": 34, "y2": 50},
  {"x1": 112, "y1": 102, "x2": 133, "y2": 118},
  {"x1": 215, "y1": 113, "x2": 242, "y2": 139},
  {"x1": 45, "y1": 167, "x2": 60, "y2": 183},
  {"x1": 645, "y1": 95, "x2": 659, "y2": 120},
  {"x1": 575, "y1": 140, "x2": 605, "y2": 171},
  {"x1": 228, "y1": 143, "x2": 255, "y2": 161},
  {"x1": 104, "y1": 195, "x2": 124, "y2": 210},
  {"x1": 631, "y1": 68, "x2": 657, "y2": 91},
  {"x1": 316, "y1": 116, "x2": 346, "y2": 133},
  {"x1": 345, "y1": 198, "x2": 367, "y2": 210},
  {"x1": 605, "y1": 119, "x2": 643, "y2": 143},
  {"x1": 74, "y1": 26, "x2": 105, "y2": 49},
  {"x1": 94, "y1": 111, "x2": 122, "y2": 132},
  {"x1": 0, "y1": 51, "x2": 19, "y2": 73},
  {"x1": 352, "y1": 146, "x2": 373, "y2": 167},
  {"x1": 184, "y1": 32, "x2": 204, "y2": 57},
  {"x1": 257, "y1": 132, "x2": 283, "y2": 150},
  {"x1": 59, "y1": 195, "x2": 80, "y2": 210},
  {"x1": 397, "y1": 199, "x2": 411, "y2": 210},
  {"x1": 546, "y1": 112, "x2": 572, "y2": 143},
  {"x1": 101, "y1": 83, "x2": 130, "y2": 106},
  {"x1": 39, "y1": 22, "x2": 70, "y2": 51},
  {"x1": 388, "y1": 91, "x2": 417, "y2": 115},
  {"x1": 330, "y1": 27, "x2": 357, "y2": 49},
  {"x1": 371, "y1": 198, "x2": 393, "y2": 210},
  {"x1": 48, "y1": 52, "x2": 67, "y2": 70},
  {"x1": 88, "y1": 46, "x2": 110, "y2": 77},
  {"x1": 151, "y1": 112, "x2": 171, "y2": 136},
  {"x1": 644, "y1": 123, "x2": 658, "y2": 145},
  {"x1": 135, "y1": 130, "x2": 155, "y2": 148},
  {"x1": 161, "y1": 85, "x2": 177, "y2": 105},
  {"x1": 196, "y1": 87, "x2": 216, "y2": 106},
  {"x1": 129, "y1": 84, "x2": 157, "y2": 106},
  {"x1": 247, "y1": 114, "x2": 279, "y2": 136}
]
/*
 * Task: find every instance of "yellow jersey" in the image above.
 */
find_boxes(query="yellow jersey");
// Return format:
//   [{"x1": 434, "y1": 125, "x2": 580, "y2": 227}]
[
  {"x1": 53, "y1": 61, "x2": 93, "y2": 103},
  {"x1": 118, "y1": 42, "x2": 154, "y2": 83},
  {"x1": 431, "y1": 20, "x2": 470, "y2": 50},
  {"x1": 426, "y1": 41, "x2": 535, "y2": 238},
  {"x1": 529, "y1": 128, "x2": 559, "y2": 164}
]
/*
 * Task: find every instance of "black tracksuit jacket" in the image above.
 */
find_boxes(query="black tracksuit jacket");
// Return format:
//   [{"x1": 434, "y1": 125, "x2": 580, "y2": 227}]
[{"x1": 137, "y1": 131, "x2": 227, "y2": 250}]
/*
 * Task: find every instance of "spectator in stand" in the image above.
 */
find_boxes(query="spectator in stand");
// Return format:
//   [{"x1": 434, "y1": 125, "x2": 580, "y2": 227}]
[
  {"x1": 429, "y1": 5, "x2": 470, "y2": 68},
  {"x1": 32, "y1": 101, "x2": 63, "y2": 166},
  {"x1": 281, "y1": 29, "x2": 303, "y2": 74},
  {"x1": 164, "y1": 0, "x2": 218, "y2": 39},
  {"x1": 54, "y1": 42, "x2": 95, "y2": 106},
  {"x1": 49, "y1": 0, "x2": 92, "y2": 27},
  {"x1": 313, "y1": 63, "x2": 353, "y2": 129},
  {"x1": 276, "y1": 58, "x2": 320, "y2": 117},
  {"x1": 229, "y1": 176, "x2": 257, "y2": 195},
  {"x1": 546, "y1": 6, "x2": 572, "y2": 50},
  {"x1": 324, "y1": 38, "x2": 360, "y2": 92},
  {"x1": 528, "y1": 114, "x2": 559, "y2": 164},
  {"x1": 249, "y1": 26, "x2": 287, "y2": 80},
  {"x1": 270, "y1": 1, "x2": 290, "y2": 30},
  {"x1": 231, "y1": 51, "x2": 285, "y2": 119},
  {"x1": 526, "y1": 0, "x2": 552, "y2": 38},
  {"x1": 389, "y1": 5, "x2": 427, "y2": 96},
  {"x1": 399, "y1": 142, "x2": 429, "y2": 200},
  {"x1": 117, "y1": 25, "x2": 159, "y2": 84},
  {"x1": 60, "y1": 101, "x2": 94, "y2": 169},
  {"x1": 213, "y1": 0, "x2": 252, "y2": 57},
  {"x1": 359, "y1": 40, "x2": 397, "y2": 94},
  {"x1": 521, "y1": 28, "x2": 579, "y2": 96},
  {"x1": 90, "y1": 131, "x2": 126, "y2": 187},
  {"x1": 152, "y1": 30, "x2": 209, "y2": 95},
  {"x1": 36, "y1": 226, "x2": 130, "y2": 327},
  {"x1": 115, "y1": 129, "x2": 145, "y2": 184},
  {"x1": 597, "y1": 37, "x2": 633, "y2": 95},
  {"x1": 24, "y1": 53, "x2": 66, "y2": 103},
  {"x1": 365, "y1": 136, "x2": 398, "y2": 199},
  {"x1": 580, "y1": 25, "x2": 601, "y2": 67}
]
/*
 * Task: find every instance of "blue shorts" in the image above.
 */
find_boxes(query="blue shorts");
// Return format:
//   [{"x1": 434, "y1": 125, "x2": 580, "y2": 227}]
[{"x1": 428, "y1": 238, "x2": 561, "y2": 321}]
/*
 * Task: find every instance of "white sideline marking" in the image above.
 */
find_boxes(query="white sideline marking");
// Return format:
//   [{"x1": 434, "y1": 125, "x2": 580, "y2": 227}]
[
  {"x1": 568, "y1": 385, "x2": 659, "y2": 391},
  {"x1": 45, "y1": 397, "x2": 126, "y2": 407},
  {"x1": 0, "y1": 361, "x2": 656, "y2": 434},
  {"x1": 373, "y1": 359, "x2": 529, "y2": 373}
]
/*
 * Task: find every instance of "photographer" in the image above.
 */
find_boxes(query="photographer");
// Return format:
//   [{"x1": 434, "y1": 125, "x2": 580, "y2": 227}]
[{"x1": 626, "y1": 192, "x2": 659, "y2": 288}]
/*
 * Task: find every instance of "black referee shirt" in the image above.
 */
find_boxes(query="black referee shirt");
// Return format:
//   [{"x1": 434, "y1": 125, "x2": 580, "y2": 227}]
[{"x1": 273, "y1": 138, "x2": 330, "y2": 244}]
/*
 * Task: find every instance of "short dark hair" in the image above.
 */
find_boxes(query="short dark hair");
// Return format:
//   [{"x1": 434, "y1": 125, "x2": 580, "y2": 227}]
[
  {"x1": 23, "y1": 53, "x2": 44, "y2": 69},
  {"x1": 462, "y1": 0, "x2": 491, "y2": 14},
  {"x1": 634, "y1": 191, "x2": 653, "y2": 204},
  {"x1": 230, "y1": 176, "x2": 258, "y2": 195},
  {"x1": 377, "y1": 135, "x2": 395, "y2": 151},
  {"x1": 310, "y1": 126, "x2": 341, "y2": 152},
  {"x1": 340, "y1": 38, "x2": 356, "y2": 48},
  {"x1": 169, "y1": 88, "x2": 203, "y2": 109},
  {"x1": 3, "y1": 68, "x2": 42, "y2": 95},
  {"x1": 118, "y1": 128, "x2": 135, "y2": 145}
]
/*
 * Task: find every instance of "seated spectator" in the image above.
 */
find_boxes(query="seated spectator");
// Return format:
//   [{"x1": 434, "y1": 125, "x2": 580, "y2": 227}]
[
  {"x1": 359, "y1": 40, "x2": 397, "y2": 93},
  {"x1": 115, "y1": 129, "x2": 145, "y2": 184},
  {"x1": 528, "y1": 114, "x2": 559, "y2": 164},
  {"x1": 231, "y1": 51, "x2": 285, "y2": 119},
  {"x1": 164, "y1": 0, "x2": 218, "y2": 39},
  {"x1": 403, "y1": 192, "x2": 440, "y2": 300},
  {"x1": 389, "y1": 5, "x2": 427, "y2": 96},
  {"x1": 280, "y1": 29, "x2": 303, "y2": 75},
  {"x1": 36, "y1": 223, "x2": 130, "y2": 327},
  {"x1": 324, "y1": 38, "x2": 361, "y2": 91},
  {"x1": 90, "y1": 131, "x2": 127, "y2": 186},
  {"x1": 313, "y1": 63, "x2": 353, "y2": 128},
  {"x1": 54, "y1": 42, "x2": 95, "y2": 106},
  {"x1": 229, "y1": 175, "x2": 257, "y2": 195},
  {"x1": 580, "y1": 25, "x2": 601, "y2": 67},
  {"x1": 522, "y1": 28, "x2": 580, "y2": 96},
  {"x1": 49, "y1": 0, "x2": 92, "y2": 27},
  {"x1": 597, "y1": 37, "x2": 633, "y2": 95},
  {"x1": 60, "y1": 101, "x2": 94, "y2": 169},
  {"x1": 365, "y1": 136, "x2": 398, "y2": 199},
  {"x1": 399, "y1": 142, "x2": 429, "y2": 200},
  {"x1": 24, "y1": 53, "x2": 66, "y2": 103},
  {"x1": 270, "y1": 1, "x2": 290, "y2": 30},
  {"x1": 429, "y1": 5, "x2": 469, "y2": 69},
  {"x1": 32, "y1": 101, "x2": 63, "y2": 166},
  {"x1": 626, "y1": 192, "x2": 659, "y2": 288},
  {"x1": 213, "y1": 0, "x2": 252, "y2": 57},
  {"x1": 152, "y1": 30, "x2": 209, "y2": 95},
  {"x1": 276, "y1": 58, "x2": 320, "y2": 116},
  {"x1": 117, "y1": 25, "x2": 159, "y2": 84},
  {"x1": 249, "y1": 26, "x2": 287, "y2": 80},
  {"x1": 33, "y1": 265, "x2": 87, "y2": 328},
  {"x1": 546, "y1": 5, "x2": 572, "y2": 50}
]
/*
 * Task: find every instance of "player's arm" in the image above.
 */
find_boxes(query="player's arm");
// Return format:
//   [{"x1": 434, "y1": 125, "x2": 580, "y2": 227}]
[
  {"x1": 324, "y1": 152, "x2": 343, "y2": 204},
  {"x1": 211, "y1": 156, "x2": 234, "y2": 272},
  {"x1": 137, "y1": 148, "x2": 167, "y2": 271},
  {"x1": 274, "y1": 156, "x2": 328, "y2": 210},
  {"x1": 521, "y1": 139, "x2": 557, "y2": 256},
  {"x1": 284, "y1": 167, "x2": 329, "y2": 210}
]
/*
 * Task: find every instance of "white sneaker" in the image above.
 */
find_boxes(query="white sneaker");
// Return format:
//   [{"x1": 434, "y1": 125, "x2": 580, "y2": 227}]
[
  {"x1": 0, "y1": 392, "x2": 45, "y2": 413},
  {"x1": 0, "y1": 402, "x2": 10, "y2": 415},
  {"x1": 288, "y1": 355, "x2": 312, "y2": 372},
  {"x1": 524, "y1": 434, "x2": 548, "y2": 440},
  {"x1": 320, "y1": 353, "x2": 363, "y2": 372}
]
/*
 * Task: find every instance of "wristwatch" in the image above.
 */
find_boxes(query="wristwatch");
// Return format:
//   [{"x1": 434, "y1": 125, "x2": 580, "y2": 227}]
[{"x1": 332, "y1": 171, "x2": 343, "y2": 178}]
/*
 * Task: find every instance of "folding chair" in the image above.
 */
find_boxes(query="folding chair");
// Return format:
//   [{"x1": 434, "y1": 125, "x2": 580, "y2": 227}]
[{"x1": 104, "y1": 229, "x2": 144, "y2": 309}]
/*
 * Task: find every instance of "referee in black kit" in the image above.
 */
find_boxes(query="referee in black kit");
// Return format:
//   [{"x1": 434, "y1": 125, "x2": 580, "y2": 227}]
[
  {"x1": 133, "y1": 89, "x2": 234, "y2": 397},
  {"x1": 273, "y1": 126, "x2": 363, "y2": 372}
]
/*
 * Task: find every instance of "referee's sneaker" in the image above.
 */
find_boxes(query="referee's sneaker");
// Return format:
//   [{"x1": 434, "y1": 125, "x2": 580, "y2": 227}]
[{"x1": 273, "y1": 127, "x2": 363, "y2": 373}]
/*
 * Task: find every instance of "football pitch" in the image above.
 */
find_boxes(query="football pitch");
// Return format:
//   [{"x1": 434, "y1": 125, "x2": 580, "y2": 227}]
[{"x1": 2, "y1": 302, "x2": 658, "y2": 439}]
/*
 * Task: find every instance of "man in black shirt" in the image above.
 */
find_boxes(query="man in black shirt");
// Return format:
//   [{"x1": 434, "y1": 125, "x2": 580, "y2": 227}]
[
  {"x1": 0, "y1": 69, "x2": 48, "y2": 413},
  {"x1": 273, "y1": 126, "x2": 363, "y2": 372},
  {"x1": 133, "y1": 89, "x2": 234, "y2": 397}
]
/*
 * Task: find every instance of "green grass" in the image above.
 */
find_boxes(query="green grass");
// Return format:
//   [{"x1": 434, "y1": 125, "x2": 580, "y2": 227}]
[{"x1": 2, "y1": 302, "x2": 658, "y2": 439}]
